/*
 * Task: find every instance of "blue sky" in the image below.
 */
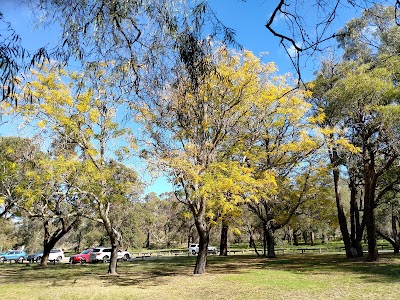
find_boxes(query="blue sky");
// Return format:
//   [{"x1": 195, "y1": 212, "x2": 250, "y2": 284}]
[
  {"x1": 1, "y1": 0, "x2": 360, "y2": 195},
  {"x1": 2, "y1": 0, "x2": 362, "y2": 81},
  {"x1": 2, "y1": 0, "x2": 322, "y2": 74}
]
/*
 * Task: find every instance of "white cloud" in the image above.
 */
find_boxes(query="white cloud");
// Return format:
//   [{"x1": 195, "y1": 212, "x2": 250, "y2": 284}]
[{"x1": 287, "y1": 43, "x2": 302, "y2": 57}]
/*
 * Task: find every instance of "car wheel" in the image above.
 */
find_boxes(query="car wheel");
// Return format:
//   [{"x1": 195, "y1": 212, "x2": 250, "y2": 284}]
[
  {"x1": 80, "y1": 258, "x2": 86, "y2": 264},
  {"x1": 191, "y1": 250, "x2": 196, "y2": 255},
  {"x1": 102, "y1": 256, "x2": 109, "y2": 263},
  {"x1": 18, "y1": 256, "x2": 24, "y2": 263},
  {"x1": 56, "y1": 256, "x2": 62, "y2": 262},
  {"x1": 123, "y1": 254, "x2": 130, "y2": 261},
  {"x1": 0, "y1": 257, "x2": 5, "y2": 262},
  {"x1": 36, "y1": 257, "x2": 42, "y2": 263}
]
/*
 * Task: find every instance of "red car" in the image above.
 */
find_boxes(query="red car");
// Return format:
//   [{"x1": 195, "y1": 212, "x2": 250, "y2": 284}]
[{"x1": 69, "y1": 248, "x2": 93, "y2": 264}]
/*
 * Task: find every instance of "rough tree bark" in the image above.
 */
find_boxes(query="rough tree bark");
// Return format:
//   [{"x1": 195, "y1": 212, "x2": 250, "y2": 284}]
[
  {"x1": 331, "y1": 148, "x2": 355, "y2": 258},
  {"x1": 192, "y1": 196, "x2": 209, "y2": 274},
  {"x1": 349, "y1": 176, "x2": 365, "y2": 256},
  {"x1": 194, "y1": 218, "x2": 209, "y2": 274},
  {"x1": 363, "y1": 163, "x2": 378, "y2": 261},
  {"x1": 265, "y1": 228, "x2": 276, "y2": 258},
  {"x1": 293, "y1": 231, "x2": 299, "y2": 246},
  {"x1": 219, "y1": 222, "x2": 228, "y2": 256}
]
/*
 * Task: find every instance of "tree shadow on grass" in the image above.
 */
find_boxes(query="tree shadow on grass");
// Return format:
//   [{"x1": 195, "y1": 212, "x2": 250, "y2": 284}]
[
  {"x1": 252, "y1": 253, "x2": 400, "y2": 283},
  {"x1": 0, "y1": 253, "x2": 399, "y2": 287},
  {"x1": 0, "y1": 256, "x2": 197, "y2": 287}
]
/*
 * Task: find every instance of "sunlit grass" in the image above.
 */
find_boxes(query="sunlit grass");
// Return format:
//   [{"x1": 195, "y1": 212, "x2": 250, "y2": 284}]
[{"x1": 1, "y1": 253, "x2": 399, "y2": 299}]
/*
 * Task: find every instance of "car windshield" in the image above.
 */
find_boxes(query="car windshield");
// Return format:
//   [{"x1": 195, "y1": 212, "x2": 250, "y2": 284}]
[
  {"x1": 92, "y1": 249, "x2": 101, "y2": 253},
  {"x1": 81, "y1": 249, "x2": 90, "y2": 254}
]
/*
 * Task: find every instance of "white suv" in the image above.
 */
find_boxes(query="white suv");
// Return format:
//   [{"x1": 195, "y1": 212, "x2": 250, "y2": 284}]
[
  {"x1": 27, "y1": 248, "x2": 65, "y2": 262},
  {"x1": 89, "y1": 247, "x2": 131, "y2": 263},
  {"x1": 188, "y1": 244, "x2": 218, "y2": 255}
]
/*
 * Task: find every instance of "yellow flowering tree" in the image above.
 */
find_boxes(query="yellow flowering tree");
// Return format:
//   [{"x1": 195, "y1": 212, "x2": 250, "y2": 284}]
[
  {"x1": 138, "y1": 48, "x2": 286, "y2": 273},
  {"x1": 0, "y1": 136, "x2": 91, "y2": 266},
  {"x1": 23, "y1": 63, "x2": 140, "y2": 273},
  {"x1": 237, "y1": 76, "x2": 322, "y2": 257}
]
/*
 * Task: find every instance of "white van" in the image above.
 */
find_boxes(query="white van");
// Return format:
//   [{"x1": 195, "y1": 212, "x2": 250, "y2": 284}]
[{"x1": 188, "y1": 244, "x2": 218, "y2": 255}]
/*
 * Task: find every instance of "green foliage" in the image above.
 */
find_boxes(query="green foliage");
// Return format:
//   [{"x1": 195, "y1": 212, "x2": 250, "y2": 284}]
[{"x1": 0, "y1": 218, "x2": 17, "y2": 251}]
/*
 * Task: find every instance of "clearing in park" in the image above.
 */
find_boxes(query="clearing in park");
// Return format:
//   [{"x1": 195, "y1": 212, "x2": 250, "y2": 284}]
[{"x1": 0, "y1": 253, "x2": 399, "y2": 300}]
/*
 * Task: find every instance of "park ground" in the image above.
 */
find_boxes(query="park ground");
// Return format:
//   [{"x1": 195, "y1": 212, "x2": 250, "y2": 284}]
[{"x1": 0, "y1": 253, "x2": 399, "y2": 300}]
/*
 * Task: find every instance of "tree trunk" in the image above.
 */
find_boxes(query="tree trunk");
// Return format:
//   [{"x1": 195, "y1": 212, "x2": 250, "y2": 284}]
[
  {"x1": 248, "y1": 230, "x2": 260, "y2": 256},
  {"x1": 262, "y1": 224, "x2": 267, "y2": 256},
  {"x1": 349, "y1": 176, "x2": 364, "y2": 257},
  {"x1": 193, "y1": 202, "x2": 209, "y2": 274},
  {"x1": 293, "y1": 231, "x2": 299, "y2": 246},
  {"x1": 303, "y1": 231, "x2": 308, "y2": 245},
  {"x1": 286, "y1": 227, "x2": 293, "y2": 245},
  {"x1": 266, "y1": 228, "x2": 276, "y2": 258},
  {"x1": 194, "y1": 227, "x2": 208, "y2": 274},
  {"x1": 145, "y1": 231, "x2": 150, "y2": 248},
  {"x1": 219, "y1": 223, "x2": 228, "y2": 256},
  {"x1": 392, "y1": 208, "x2": 400, "y2": 253},
  {"x1": 187, "y1": 234, "x2": 193, "y2": 249},
  {"x1": 76, "y1": 229, "x2": 82, "y2": 253},
  {"x1": 40, "y1": 218, "x2": 79, "y2": 266},
  {"x1": 332, "y1": 164, "x2": 353, "y2": 258},
  {"x1": 364, "y1": 164, "x2": 378, "y2": 262},
  {"x1": 310, "y1": 231, "x2": 315, "y2": 246},
  {"x1": 99, "y1": 202, "x2": 120, "y2": 275},
  {"x1": 108, "y1": 244, "x2": 119, "y2": 274},
  {"x1": 41, "y1": 221, "x2": 57, "y2": 267}
]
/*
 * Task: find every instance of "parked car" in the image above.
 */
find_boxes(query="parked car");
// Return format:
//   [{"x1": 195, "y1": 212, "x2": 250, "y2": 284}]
[
  {"x1": 27, "y1": 248, "x2": 65, "y2": 262},
  {"x1": 188, "y1": 244, "x2": 218, "y2": 255},
  {"x1": 207, "y1": 246, "x2": 218, "y2": 254},
  {"x1": 89, "y1": 247, "x2": 131, "y2": 263},
  {"x1": 69, "y1": 248, "x2": 93, "y2": 264},
  {"x1": 0, "y1": 250, "x2": 28, "y2": 262},
  {"x1": 118, "y1": 249, "x2": 131, "y2": 261}
]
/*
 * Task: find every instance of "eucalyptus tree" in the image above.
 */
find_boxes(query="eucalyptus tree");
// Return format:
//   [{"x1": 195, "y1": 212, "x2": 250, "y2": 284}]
[
  {"x1": 312, "y1": 57, "x2": 400, "y2": 261},
  {"x1": 311, "y1": 5, "x2": 400, "y2": 261}
]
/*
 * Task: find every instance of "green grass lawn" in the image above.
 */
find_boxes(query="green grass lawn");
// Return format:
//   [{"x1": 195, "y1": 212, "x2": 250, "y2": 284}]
[{"x1": 1, "y1": 253, "x2": 399, "y2": 300}]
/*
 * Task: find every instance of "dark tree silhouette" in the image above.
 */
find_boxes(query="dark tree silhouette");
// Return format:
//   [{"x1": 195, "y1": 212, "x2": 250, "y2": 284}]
[
  {"x1": 265, "y1": 0, "x2": 399, "y2": 84},
  {"x1": 0, "y1": 11, "x2": 48, "y2": 102}
]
